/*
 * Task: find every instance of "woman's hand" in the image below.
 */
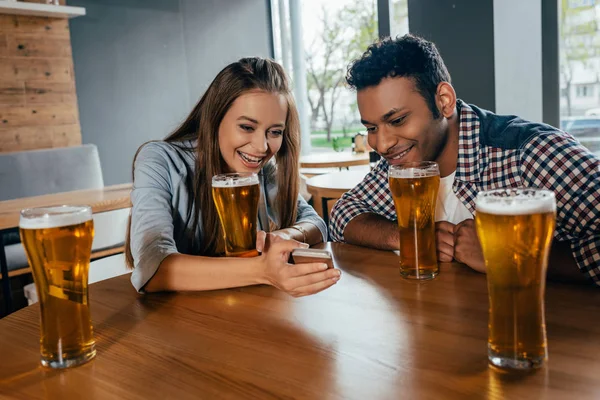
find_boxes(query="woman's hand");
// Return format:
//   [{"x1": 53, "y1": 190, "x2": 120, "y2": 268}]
[
  {"x1": 256, "y1": 230, "x2": 293, "y2": 253},
  {"x1": 258, "y1": 238, "x2": 341, "y2": 297}
]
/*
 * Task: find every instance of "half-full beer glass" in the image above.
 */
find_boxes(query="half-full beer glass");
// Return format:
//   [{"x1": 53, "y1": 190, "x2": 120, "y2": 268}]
[
  {"x1": 212, "y1": 173, "x2": 260, "y2": 257},
  {"x1": 389, "y1": 161, "x2": 440, "y2": 280},
  {"x1": 19, "y1": 206, "x2": 96, "y2": 369},
  {"x1": 475, "y1": 189, "x2": 556, "y2": 370}
]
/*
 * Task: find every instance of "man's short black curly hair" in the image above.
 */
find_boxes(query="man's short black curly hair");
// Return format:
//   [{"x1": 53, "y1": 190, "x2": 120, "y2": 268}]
[{"x1": 346, "y1": 34, "x2": 451, "y2": 119}]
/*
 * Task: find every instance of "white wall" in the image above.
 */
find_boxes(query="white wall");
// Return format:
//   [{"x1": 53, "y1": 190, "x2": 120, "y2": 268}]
[
  {"x1": 180, "y1": 0, "x2": 272, "y2": 106},
  {"x1": 69, "y1": 0, "x2": 272, "y2": 185}
]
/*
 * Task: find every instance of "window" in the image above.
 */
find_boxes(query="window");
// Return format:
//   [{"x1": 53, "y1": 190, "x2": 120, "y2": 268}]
[
  {"x1": 390, "y1": 0, "x2": 409, "y2": 37},
  {"x1": 559, "y1": 1, "x2": 600, "y2": 156},
  {"x1": 576, "y1": 84, "x2": 594, "y2": 97},
  {"x1": 271, "y1": 0, "x2": 405, "y2": 154}
]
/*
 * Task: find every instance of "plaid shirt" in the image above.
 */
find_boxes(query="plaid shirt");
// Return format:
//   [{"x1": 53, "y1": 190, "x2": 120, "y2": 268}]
[{"x1": 329, "y1": 101, "x2": 600, "y2": 285}]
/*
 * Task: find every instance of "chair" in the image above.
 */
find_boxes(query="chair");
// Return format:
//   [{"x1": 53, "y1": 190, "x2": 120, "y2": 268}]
[
  {"x1": 5, "y1": 208, "x2": 130, "y2": 278},
  {"x1": 0, "y1": 145, "x2": 127, "y2": 312},
  {"x1": 0, "y1": 144, "x2": 123, "y2": 277},
  {"x1": 23, "y1": 253, "x2": 130, "y2": 305},
  {"x1": 0, "y1": 144, "x2": 104, "y2": 202}
]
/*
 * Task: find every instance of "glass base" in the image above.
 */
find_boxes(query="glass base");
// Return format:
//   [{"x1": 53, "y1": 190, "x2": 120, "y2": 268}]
[
  {"x1": 488, "y1": 347, "x2": 545, "y2": 370},
  {"x1": 41, "y1": 347, "x2": 96, "y2": 369},
  {"x1": 400, "y1": 268, "x2": 438, "y2": 280}
]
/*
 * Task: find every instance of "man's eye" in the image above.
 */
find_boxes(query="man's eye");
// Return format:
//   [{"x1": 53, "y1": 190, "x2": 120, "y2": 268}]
[{"x1": 391, "y1": 116, "x2": 406, "y2": 126}]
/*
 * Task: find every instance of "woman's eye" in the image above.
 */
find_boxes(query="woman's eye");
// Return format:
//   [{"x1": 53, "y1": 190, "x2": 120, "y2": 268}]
[
  {"x1": 240, "y1": 125, "x2": 254, "y2": 132},
  {"x1": 366, "y1": 126, "x2": 377, "y2": 133},
  {"x1": 269, "y1": 130, "x2": 283, "y2": 136}
]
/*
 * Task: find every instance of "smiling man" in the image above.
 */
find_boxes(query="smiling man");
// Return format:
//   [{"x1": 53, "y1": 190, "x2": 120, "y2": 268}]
[{"x1": 329, "y1": 35, "x2": 600, "y2": 284}]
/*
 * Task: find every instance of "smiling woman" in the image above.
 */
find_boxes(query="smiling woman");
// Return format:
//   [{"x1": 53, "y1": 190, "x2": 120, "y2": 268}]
[
  {"x1": 125, "y1": 57, "x2": 341, "y2": 298},
  {"x1": 218, "y1": 91, "x2": 287, "y2": 173}
]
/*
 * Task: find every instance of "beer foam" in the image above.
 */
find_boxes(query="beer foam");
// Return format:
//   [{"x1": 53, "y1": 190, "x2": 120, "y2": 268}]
[
  {"x1": 389, "y1": 162, "x2": 439, "y2": 179},
  {"x1": 19, "y1": 206, "x2": 92, "y2": 229},
  {"x1": 476, "y1": 190, "x2": 556, "y2": 215},
  {"x1": 212, "y1": 174, "x2": 259, "y2": 188}
]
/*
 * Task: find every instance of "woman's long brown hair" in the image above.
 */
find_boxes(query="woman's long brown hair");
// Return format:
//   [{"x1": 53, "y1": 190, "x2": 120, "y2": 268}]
[{"x1": 125, "y1": 58, "x2": 300, "y2": 268}]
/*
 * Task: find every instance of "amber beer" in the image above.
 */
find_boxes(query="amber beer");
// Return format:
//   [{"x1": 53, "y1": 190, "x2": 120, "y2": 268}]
[
  {"x1": 388, "y1": 162, "x2": 440, "y2": 279},
  {"x1": 19, "y1": 206, "x2": 96, "y2": 369},
  {"x1": 212, "y1": 173, "x2": 260, "y2": 257},
  {"x1": 475, "y1": 189, "x2": 556, "y2": 370}
]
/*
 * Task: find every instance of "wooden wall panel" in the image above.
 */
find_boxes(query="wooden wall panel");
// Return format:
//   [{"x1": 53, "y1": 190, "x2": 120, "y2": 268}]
[
  {"x1": 25, "y1": 81, "x2": 76, "y2": 104},
  {"x1": 0, "y1": 124, "x2": 80, "y2": 152},
  {"x1": 0, "y1": 58, "x2": 72, "y2": 83},
  {"x1": 0, "y1": 1, "x2": 81, "y2": 153},
  {"x1": 0, "y1": 81, "x2": 25, "y2": 106},
  {"x1": 7, "y1": 35, "x2": 72, "y2": 58},
  {"x1": 0, "y1": 15, "x2": 69, "y2": 38},
  {"x1": 0, "y1": 105, "x2": 77, "y2": 127},
  {"x1": 0, "y1": 34, "x2": 7, "y2": 56}
]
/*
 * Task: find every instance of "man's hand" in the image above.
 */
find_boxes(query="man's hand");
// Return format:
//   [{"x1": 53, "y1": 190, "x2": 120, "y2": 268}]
[
  {"x1": 435, "y1": 221, "x2": 456, "y2": 262},
  {"x1": 453, "y1": 219, "x2": 486, "y2": 273}
]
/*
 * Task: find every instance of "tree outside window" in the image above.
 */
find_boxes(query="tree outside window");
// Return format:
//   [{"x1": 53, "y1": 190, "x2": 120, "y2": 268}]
[{"x1": 559, "y1": 0, "x2": 600, "y2": 156}]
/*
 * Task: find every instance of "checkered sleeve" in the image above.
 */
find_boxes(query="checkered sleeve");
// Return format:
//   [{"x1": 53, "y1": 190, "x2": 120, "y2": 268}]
[
  {"x1": 329, "y1": 161, "x2": 397, "y2": 242},
  {"x1": 519, "y1": 132, "x2": 600, "y2": 284}
]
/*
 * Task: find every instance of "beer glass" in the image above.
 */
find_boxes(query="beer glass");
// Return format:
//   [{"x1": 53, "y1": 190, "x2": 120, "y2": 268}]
[
  {"x1": 475, "y1": 188, "x2": 556, "y2": 370},
  {"x1": 19, "y1": 205, "x2": 96, "y2": 369},
  {"x1": 388, "y1": 161, "x2": 440, "y2": 280},
  {"x1": 212, "y1": 173, "x2": 260, "y2": 257}
]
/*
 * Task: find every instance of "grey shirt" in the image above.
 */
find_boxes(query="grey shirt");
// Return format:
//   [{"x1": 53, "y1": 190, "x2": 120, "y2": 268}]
[{"x1": 130, "y1": 140, "x2": 327, "y2": 292}]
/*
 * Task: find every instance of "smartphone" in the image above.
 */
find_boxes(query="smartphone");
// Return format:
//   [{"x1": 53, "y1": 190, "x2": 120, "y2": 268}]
[{"x1": 291, "y1": 248, "x2": 334, "y2": 269}]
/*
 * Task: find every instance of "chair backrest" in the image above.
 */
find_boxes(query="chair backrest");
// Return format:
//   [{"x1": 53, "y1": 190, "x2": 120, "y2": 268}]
[
  {"x1": 89, "y1": 253, "x2": 130, "y2": 284},
  {"x1": 23, "y1": 253, "x2": 130, "y2": 306},
  {"x1": 0, "y1": 145, "x2": 104, "y2": 201},
  {"x1": 92, "y1": 208, "x2": 130, "y2": 251}
]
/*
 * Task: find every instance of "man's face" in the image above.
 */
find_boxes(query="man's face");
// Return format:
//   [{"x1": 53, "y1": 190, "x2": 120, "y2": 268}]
[{"x1": 357, "y1": 77, "x2": 448, "y2": 166}]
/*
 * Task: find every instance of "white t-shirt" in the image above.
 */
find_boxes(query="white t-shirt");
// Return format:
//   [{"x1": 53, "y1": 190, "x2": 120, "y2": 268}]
[{"x1": 435, "y1": 171, "x2": 473, "y2": 224}]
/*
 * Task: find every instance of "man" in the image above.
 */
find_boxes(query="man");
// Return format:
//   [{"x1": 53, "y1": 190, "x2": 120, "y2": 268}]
[{"x1": 329, "y1": 34, "x2": 600, "y2": 284}]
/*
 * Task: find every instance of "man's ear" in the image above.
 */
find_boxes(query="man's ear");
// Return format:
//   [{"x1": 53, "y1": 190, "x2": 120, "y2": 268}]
[{"x1": 436, "y1": 82, "x2": 457, "y2": 119}]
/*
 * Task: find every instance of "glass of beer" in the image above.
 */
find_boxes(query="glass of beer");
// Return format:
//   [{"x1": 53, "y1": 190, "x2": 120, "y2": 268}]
[
  {"x1": 19, "y1": 205, "x2": 96, "y2": 369},
  {"x1": 212, "y1": 172, "x2": 260, "y2": 257},
  {"x1": 475, "y1": 188, "x2": 556, "y2": 370},
  {"x1": 388, "y1": 161, "x2": 440, "y2": 280}
]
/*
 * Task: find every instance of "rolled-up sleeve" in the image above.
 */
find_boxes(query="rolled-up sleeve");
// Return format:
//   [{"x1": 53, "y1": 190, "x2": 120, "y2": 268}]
[
  {"x1": 296, "y1": 195, "x2": 328, "y2": 242},
  {"x1": 130, "y1": 143, "x2": 180, "y2": 292},
  {"x1": 329, "y1": 161, "x2": 396, "y2": 242}
]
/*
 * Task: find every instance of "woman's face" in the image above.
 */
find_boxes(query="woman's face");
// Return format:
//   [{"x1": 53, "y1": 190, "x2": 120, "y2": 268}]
[{"x1": 218, "y1": 90, "x2": 287, "y2": 173}]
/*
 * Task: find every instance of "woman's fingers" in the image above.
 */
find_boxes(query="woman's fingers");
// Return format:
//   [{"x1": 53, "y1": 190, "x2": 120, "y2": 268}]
[
  {"x1": 291, "y1": 276, "x2": 340, "y2": 297},
  {"x1": 256, "y1": 231, "x2": 267, "y2": 253}
]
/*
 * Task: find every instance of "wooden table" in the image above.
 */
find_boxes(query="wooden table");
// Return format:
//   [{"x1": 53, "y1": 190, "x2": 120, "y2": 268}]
[
  {"x1": 0, "y1": 183, "x2": 132, "y2": 231},
  {"x1": 300, "y1": 151, "x2": 369, "y2": 169},
  {"x1": 306, "y1": 170, "x2": 368, "y2": 226},
  {"x1": 0, "y1": 184, "x2": 132, "y2": 315},
  {"x1": 1, "y1": 243, "x2": 598, "y2": 399}
]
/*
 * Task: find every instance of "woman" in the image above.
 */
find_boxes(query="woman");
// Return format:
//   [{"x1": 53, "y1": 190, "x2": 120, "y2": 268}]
[{"x1": 126, "y1": 57, "x2": 340, "y2": 297}]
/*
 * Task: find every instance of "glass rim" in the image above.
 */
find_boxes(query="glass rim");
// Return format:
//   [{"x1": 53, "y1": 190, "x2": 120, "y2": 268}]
[
  {"x1": 475, "y1": 187, "x2": 556, "y2": 198},
  {"x1": 475, "y1": 188, "x2": 556, "y2": 215},
  {"x1": 388, "y1": 161, "x2": 439, "y2": 170},
  {"x1": 388, "y1": 161, "x2": 439, "y2": 178},
  {"x1": 19, "y1": 205, "x2": 92, "y2": 230},
  {"x1": 211, "y1": 172, "x2": 259, "y2": 187}
]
